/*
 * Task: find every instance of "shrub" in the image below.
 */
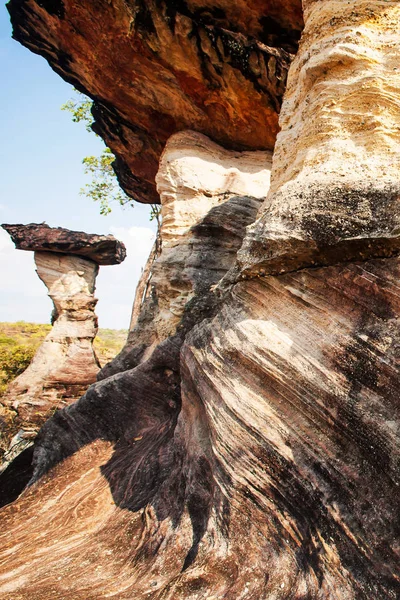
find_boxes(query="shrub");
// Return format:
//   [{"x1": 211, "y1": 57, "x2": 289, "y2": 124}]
[{"x1": 0, "y1": 345, "x2": 36, "y2": 397}]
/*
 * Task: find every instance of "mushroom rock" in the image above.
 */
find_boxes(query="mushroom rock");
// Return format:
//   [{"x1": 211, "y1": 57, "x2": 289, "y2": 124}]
[
  {"x1": 99, "y1": 130, "x2": 272, "y2": 379},
  {"x1": 0, "y1": 224, "x2": 126, "y2": 478},
  {"x1": 239, "y1": 0, "x2": 400, "y2": 277},
  {"x1": 6, "y1": 0, "x2": 300, "y2": 204}
]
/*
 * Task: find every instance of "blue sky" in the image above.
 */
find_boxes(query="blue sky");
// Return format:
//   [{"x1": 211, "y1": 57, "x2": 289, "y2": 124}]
[{"x1": 0, "y1": 5, "x2": 155, "y2": 329}]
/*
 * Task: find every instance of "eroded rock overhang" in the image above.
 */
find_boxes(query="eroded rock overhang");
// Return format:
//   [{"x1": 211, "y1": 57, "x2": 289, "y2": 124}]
[{"x1": 6, "y1": 0, "x2": 302, "y2": 204}]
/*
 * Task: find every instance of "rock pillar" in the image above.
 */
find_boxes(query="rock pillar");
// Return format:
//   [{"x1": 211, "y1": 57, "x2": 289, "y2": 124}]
[
  {"x1": 0, "y1": 223, "x2": 126, "y2": 467},
  {"x1": 240, "y1": 1, "x2": 400, "y2": 276},
  {"x1": 99, "y1": 130, "x2": 272, "y2": 379}
]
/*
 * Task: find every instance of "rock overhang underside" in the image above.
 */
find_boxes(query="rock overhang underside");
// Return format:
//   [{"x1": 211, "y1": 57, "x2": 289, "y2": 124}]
[{"x1": 6, "y1": 0, "x2": 303, "y2": 204}]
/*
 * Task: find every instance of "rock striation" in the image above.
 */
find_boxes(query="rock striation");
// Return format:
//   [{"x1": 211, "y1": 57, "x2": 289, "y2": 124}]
[
  {"x1": 99, "y1": 131, "x2": 271, "y2": 379},
  {"x1": 153, "y1": 130, "x2": 271, "y2": 339},
  {"x1": 0, "y1": 224, "x2": 125, "y2": 481},
  {"x1": 2, "y1": 222, "x2": 126, "y2": 265},
  {"x1": 239, "y1": 1, "x2": 400, "y2": 277},
  {"x1": 1, "y1": 2, "x2": 400, "y2": 599}
]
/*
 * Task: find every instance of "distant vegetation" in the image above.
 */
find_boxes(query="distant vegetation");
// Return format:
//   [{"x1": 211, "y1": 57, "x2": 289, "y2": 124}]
[
  {"x1": 0, "y1": 322, "x2": 127, "y2": 397},
  {"x1": 94, "y1": 327, "x2": 128, "y2": 365}
]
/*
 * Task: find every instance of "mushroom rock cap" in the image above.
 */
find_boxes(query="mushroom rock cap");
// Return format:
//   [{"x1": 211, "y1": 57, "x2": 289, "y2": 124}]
[{"x1": 2, "y1": 223, "x2": 126, "y2": 266}]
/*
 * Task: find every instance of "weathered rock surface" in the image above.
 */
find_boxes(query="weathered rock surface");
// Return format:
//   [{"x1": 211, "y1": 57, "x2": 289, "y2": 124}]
[
  {"x1": 6, "y1": 0, "x2": 300, "y2": 204},
  {"x1": 153, "y1": 130, "x2": 272, "y2": 338},
  {"x1": 2, "y1": 222, "x2": 126, "y2": 265},
  {"x1": 99, "y1": 131, "x2": 271, "y2": 379},
  {"x1": 0, "y1": 251, "x2": 100, "y2": 475},
  {"x1": 1, "y1": 256, "x2": 399, "y2": 598},
  {"x1": 239, "y1": 1, "x2": 400, "y2": 277},
  {"x1": 2, "y1": 1, "x2": 400, "y2": 599}
]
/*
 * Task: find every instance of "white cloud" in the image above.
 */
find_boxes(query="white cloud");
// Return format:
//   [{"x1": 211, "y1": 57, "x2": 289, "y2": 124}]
[
  {"x1": 109, "y1": 225, "x2": 155, "y2": 260},
  {"x1": 0, "y1": 228, "x2": 53, "y2": 323}
]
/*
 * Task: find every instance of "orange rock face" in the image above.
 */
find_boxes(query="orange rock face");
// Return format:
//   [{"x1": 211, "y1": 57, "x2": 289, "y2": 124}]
[{"x1": 7, "y1": 0, "x2": 302, "y2": 203}]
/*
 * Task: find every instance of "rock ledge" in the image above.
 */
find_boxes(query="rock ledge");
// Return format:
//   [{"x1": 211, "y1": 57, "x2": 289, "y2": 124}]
[{"x1": 2, "y1": 223, "x2": 126, "y2": 265}]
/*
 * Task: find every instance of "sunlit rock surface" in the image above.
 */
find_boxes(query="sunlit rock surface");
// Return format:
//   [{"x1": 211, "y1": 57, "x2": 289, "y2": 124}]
[
  {"x1": 153, "y1": 130, "x2": 272, "y2": 339},
  {"x1": 7, "y1": 252, "x2": 100, "y2": 414},
  {"x1": 0, "y1": 257, "x2": 399, "y2": 598},
  {"x1": 0, "y1": 224, "x2": 125, "y2": 481},
  {"x1": 239, "y1": 1, "x2": 400, "y2": 277},
  {"x1": 100, "y1": 131, "x2": 271, "y2": 378}
]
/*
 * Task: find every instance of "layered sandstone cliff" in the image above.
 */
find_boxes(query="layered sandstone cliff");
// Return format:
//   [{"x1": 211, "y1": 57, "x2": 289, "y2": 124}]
[
  {"x1": 240, "y1": 1, "x2": 400, "y2": 277},
  {"x1": 1, "y1": 1, "x2": 400, "y2": 599},
  {"x1": 102, "y1": 130, "x2": 272, "y2": 379}
]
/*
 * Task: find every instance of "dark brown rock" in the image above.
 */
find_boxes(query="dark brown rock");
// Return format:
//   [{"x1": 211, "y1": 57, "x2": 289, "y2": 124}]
[
  {"x1": 2, "y1": 223, "x2": 126, "y2": 265},
  {"x1": 0, "y1": 257, "x2": 400, "y2": 598}
]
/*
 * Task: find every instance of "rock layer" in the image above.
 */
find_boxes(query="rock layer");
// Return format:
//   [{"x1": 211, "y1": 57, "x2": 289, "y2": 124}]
[
  {"x1": 0, "y1": 224, "x2": 126, "y2": 476},
  {"x1": 2, "y1": 222, "x2": 126, "y2": 265},
  {"x1": 100, "y1": 132, "x2": 271, "y2": 379},
  {"x1": 0, "y1": 252, "x2": 100, "y2": 473},
  {"x1": 239, "y1": 1, "x2": 400, "y2": 277},
  {"x1": 152, "y1": 130, "x2": 272, "y2": 339},
  {"x1": 6, "y1": 0, "x2": 300, "y2": 203},
  {"x1": 2, "y1": 1, "x2": 400, "y2": 599},
  {"x1": 1, "y1": 257, "x2": 399, "y2": 598}
]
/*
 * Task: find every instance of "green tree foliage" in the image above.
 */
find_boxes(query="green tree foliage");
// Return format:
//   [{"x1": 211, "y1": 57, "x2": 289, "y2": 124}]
[
  {"x1": 0, "y1": 322, "x2": 50, "y2": 396},
  {"x1": 0, "y1": 345, "x2": 35, "y2": 396},
  {"x1": 61, "y1": 95, "x2": 93, "y2": 132},
  {"x1": 81, "y1": 149, "x2": 135, "y2": 216},
  {"x1": 61, "y1": 91, "x2": 161, "y2": 222},
  {"x1": 0, "y1": 322, "x2": 128, "y2": 396}
]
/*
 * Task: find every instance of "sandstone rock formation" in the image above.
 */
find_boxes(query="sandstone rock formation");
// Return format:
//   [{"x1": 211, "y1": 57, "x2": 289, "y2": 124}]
[
  {"x1": 1, "y1": 1, "x2": 400, "y2": 599},
  {"x1": 2, "y1": 222, "x2": 126, "y2": 265},
  {"x1": 239, "y1": 1, "x2": 400, "y2": 277},
  {"x1": 0, "y1": 224, "x2": 125, "y2": 482},
  {"x1": 100, "y1": 131, "x2": 271, "y2": 380}
]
